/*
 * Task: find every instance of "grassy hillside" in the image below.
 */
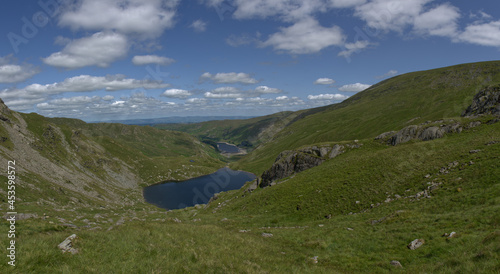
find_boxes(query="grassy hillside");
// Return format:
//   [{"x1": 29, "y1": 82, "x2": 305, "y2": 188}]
[
  {"x1": 234, "y1": 61, "x2": 500, "y2": 174},
  {"x1": 2, "y1": 114, "x2": 498, "y2": 273}
]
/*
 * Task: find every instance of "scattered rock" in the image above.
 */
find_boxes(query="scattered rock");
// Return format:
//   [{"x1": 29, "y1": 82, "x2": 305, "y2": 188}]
[
  {"x1": 407, "y1": 239, "x2": 425, "y2": 250},
  {"x1": 318, "y1": 224, "x2": 324, "y2": 227},
  {"x1": 390, "y1": 260, "x2": 403, "y2": 268},
  {"x1": 347, "y1": 227, "x2": 354, "y2": 231},
  {"x1": 443, "y1": 232, "x2": 457, "y2": 239},
  {"x1": 469, "y1": 149, "x2": 481, "y2": 154},
  {"x1": 58, "y1": 234, "x2": 79, "y2": 254},
  {"x1": 239, "y1": 229, "x2": 250, "y2": 233},
  {"x1": 261, "y1": 233, "x2": 273, "y2": 238},
  {"x1": 310, "y1": 256, "x2": 319, "y2": 264},
  {"x1": 220, "y1": 218, "x2": 228, "y2": 222},
  {"x1": 172, "y1": 218, "x2": 182, "y2": 223}
]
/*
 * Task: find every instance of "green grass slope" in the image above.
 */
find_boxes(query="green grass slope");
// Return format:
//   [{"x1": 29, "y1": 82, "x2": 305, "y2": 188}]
[{"x1": 234, "y1": 61, "x2": 500, "y2": 174}]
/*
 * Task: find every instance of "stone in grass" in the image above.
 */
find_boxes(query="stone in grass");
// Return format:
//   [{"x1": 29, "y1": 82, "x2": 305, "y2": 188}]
[
  {"x1": 58, "y1": 234, "x2": 79, "y2": 254},
  {"x1": 390, "y1": 260, "x2": 403, "y2": 268},
  {"x1": 407, "y1": 239, "x2": 425, "y2": 250},
  {"x1": 261, "y1": 233, "x2": 273, "y2": 238},
  {"x1": 310, "y1": 256, "x2": 318, "y2": 264}
]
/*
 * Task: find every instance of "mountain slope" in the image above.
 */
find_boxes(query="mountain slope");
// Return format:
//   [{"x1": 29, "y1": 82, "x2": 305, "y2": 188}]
[
  {"x1": 234, "y1": 61, "x2": 500, "y2": 174},
  {"x1": 0, "y1": 104, "x2": 224, "y2": 210}
]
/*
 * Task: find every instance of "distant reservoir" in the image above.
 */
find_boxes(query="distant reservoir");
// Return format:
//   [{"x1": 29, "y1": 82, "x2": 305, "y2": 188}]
[
  {"x1": 217, "y1": 142, "x2": 241, "y2": 154},
  {"x1": 143, "y1": 167, "x2": 255, "y2": 210}
]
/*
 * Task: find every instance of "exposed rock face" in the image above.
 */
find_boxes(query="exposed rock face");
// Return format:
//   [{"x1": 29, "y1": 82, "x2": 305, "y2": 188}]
[
  {"x1": 462, "y1": 85, "x2": 500, "y2": 117},
  {"x1": 259, "y1": 151, "x2": 324, "y2": 188},
  {"x1": 258, "y1": 143, "x2": 360, "y2": 188}
]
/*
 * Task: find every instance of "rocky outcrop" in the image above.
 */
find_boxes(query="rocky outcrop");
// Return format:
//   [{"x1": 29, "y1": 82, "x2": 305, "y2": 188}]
[
  {"x1": 259, "y1": 151, "x2": 325, "y2": 188},
  {"x1": 258, "y1": 143, "x2": 361, "y2": 188},
  {"x1": 376, "y1": 122, "x2": 463, "y2": 146},
  {"x1": 462, "y1": 85, "x2": 500, "y2": 117}
]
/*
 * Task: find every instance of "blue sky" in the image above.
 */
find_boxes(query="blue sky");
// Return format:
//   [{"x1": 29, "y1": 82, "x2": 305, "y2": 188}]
[{"x1": 1, "y1": 0, "x2": 499, "y2": 121}]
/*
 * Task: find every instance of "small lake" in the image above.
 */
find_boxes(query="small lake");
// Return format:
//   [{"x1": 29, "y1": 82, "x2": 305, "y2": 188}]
[
  {"x1": 217, "y1": 142, "x2": 241, "y2": 153},
  {"x1": 143, "y1": 167, "x2": 256, "y2": 210}
]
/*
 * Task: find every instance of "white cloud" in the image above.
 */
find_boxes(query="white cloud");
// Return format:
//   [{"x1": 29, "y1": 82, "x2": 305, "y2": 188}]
[
  {"x1": 338, "y1": 40, "x2": 371, "y2": 57},
  {"x1": 338, "y1": 83, "x2": 371, "y2": 92},
  {"x1": 43, "y1": 32, "x2": 128, "y2": 69},
  {"x1": 132, "y1": 55, "x2": 175, "y2": 66},
  {"x1": 276, "y1": 95, "x2": 289, "y2": 100},
  {"x1": 58, "y1": 0, "x2": 179, "y2": 38},
  {"x1": 314, "y1": 78, "x2": 335, "y2": 85},
  {"x1": 457, "y1": 20, "x2": 500, "y2": 47},
  {"x1": 204, "y1": 92, "x2": 243, "y2": 99},
  {"x1": 162, "y1": 89, "x2": 193, "y2": 98},
  {"x1": 328, "y1": 0, "x2": 366, "y2": 8},
  {"x1": 200, "y1": 72, "x2": 259, "y2": 84},
  {"x1": 36, "y1": 93, "x2": 180, "y2": 121},
  {"x1": 261, "y1": 18, "x2": 344, "y2": 54},
  {"x1": 203, "y1": 85, "x2": 282, "y2": 99},
  {"x1": 0, "y1": 75, "x2": 169, "y2": 111},
  {"x1": 0, "y1": 56, "x2": 40, "y2": 83},
  {"x1": 190, "y1": 19, "x2": 208, "y2": 32},
  {"x1": 307, "y1": 93, "x2": 348, "y2": 100},
  {"x1": 413, "y1": 4, "x2": 460, "y2": 37},
  {"x1": 354, "y1": 0, "x2": 432, "y2": 32},
  {"x1": 254, "y1": 86, "x2": 282, "y2": 94},
  {"x1": 231, "y1": 0, "x2": 325, "y2": 22}
]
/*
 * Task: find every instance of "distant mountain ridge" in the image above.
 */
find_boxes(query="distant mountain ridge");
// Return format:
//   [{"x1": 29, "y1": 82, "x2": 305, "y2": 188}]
[{"x1": 93, "y1": 116, "x2": 256, "y2": 125}]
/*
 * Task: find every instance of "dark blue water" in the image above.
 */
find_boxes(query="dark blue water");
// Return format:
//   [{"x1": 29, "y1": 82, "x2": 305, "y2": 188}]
[
  {"x1": 217, "y1": 142, "x2": 240, "y2": 153},
  {"x1": 143, "y1": 167, "x2": 255, "y2": 210}
]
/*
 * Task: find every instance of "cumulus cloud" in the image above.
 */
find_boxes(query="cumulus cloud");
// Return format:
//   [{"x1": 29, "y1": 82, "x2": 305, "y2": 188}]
[
  {"x1": 161, "y1": 89, "x2": 193, "y2": 98},
  {"x1": 314, "y1": 78, "x2": 335, "y2": 85},
  {"x1": 254, "y1": 86, "x2": 282, "y2": 94},
  {"x1": 0, "y1": 55, "x2": 40, "y2": 83},
  {"x1": 190, "y1": 19, "x2": 208, "y2": 32},
  {"x1": 0, "y1": 75, "x2": 169, "y2": 111},
  {"x1": 307, "y1": 93, "x2": 348, "y2": 100},
  {"x1": 338, "y1": 40, "x2": 371, "y2": 57},
  {"x1": 328, "y1": 0, "x2": 366, "y2": 8},
  {"x1": 132, "y1": 55, "x2": 175, "y2": 66},
  {"x1": 43, "y1": 32, "x2": 128, "y2": 69},
  {"x1": 338, "y1": 83, "x2": 371, "y2": 92},
  {"x1": 262, "y1": 18, "x2": 344, "y2": 54},
  {"x1": 413, "y1": 3, "x2": 460, "y2": 37},
  {"x1": 354, "y1": 0, "x2": 432, "y2": 32},
  {"x1": 457, "y1": 20, "x2": 500, "y2": 47},
  {"x1": 200, "y1": 72, "x2": 259, "y2": 84},
  {"x1": 58, "y1": 0, "x2": 179, "y2": 38},
  {"x1": 203, "y1": 85, "x2": 282, "y2": 99},
  {"x1": 36, "y1": 93, "x2": 179, "y2": 121}
]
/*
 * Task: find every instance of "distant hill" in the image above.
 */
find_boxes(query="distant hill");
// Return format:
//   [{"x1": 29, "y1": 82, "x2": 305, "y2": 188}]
[{"x1": 94, "y1": 116, "x2": 256, "y2": 125}]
